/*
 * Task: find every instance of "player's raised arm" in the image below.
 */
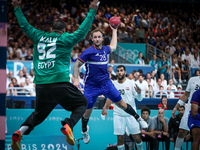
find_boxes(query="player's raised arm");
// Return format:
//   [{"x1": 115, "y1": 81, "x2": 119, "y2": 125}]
[
  {"x1": 66, "y1": 0, "x2": 99, "y2": 47},
  {"x1": 109, "y1": 25, "x2": 118, "y2": 52},
  {"x1": 12, "y1": 0, "x2": 43, "y2": 44}
]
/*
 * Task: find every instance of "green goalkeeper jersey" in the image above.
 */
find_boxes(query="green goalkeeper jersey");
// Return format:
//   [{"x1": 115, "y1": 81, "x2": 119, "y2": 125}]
[{"x1": 14, "y1": 7, "x2": 96, "y2": 84}]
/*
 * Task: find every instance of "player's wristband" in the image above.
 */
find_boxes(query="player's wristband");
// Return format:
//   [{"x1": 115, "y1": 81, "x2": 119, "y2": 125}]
[
  {"x1": 195, "y1": 114, "x2": 200, "y2": 120},
  {"x1": 177, "y1": 100, "x2": 184, "y2": 106}
]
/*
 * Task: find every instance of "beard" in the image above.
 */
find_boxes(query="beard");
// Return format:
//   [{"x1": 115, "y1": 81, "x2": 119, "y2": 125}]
[
  {"x1": 94, "y1": 41, "x2": 102, "y2": 49},
  {"x1": 117, "y1": 74, "x2": 125, "y2": 81}
]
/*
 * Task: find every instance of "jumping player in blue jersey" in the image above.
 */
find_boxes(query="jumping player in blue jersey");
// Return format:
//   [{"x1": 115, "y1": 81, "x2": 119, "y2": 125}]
[
  {"x1": 188, "y1": 88, "x2": 200, "y2": 150},
  {"x1": 73, "y1": 26, "x2": 148, "y2": 144}
]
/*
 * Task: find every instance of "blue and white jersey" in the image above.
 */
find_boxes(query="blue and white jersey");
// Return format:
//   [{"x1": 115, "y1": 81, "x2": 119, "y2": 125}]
[{"x1": 78, "y1": 45, "x2": 110, "y2": 85}]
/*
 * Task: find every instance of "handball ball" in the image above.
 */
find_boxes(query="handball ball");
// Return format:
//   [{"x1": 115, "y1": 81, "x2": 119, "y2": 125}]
[{"x1": 109, "y1": 17, "x2": 121, "y2": 29}]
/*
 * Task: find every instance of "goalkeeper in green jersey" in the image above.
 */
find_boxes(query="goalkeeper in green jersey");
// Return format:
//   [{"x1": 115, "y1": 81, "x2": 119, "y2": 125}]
[{"x1": 11, "y1": 0, "x2": 99, "y2": 149}]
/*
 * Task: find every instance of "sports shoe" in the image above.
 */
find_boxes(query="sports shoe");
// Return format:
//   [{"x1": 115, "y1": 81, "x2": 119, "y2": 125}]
[
  {"x1": 61, "y1": 124, "x2": 75, "y2": 145},
  {"x1": 137, "y1": 117, "x2": 148, "y2": 129},
  {"x1": 11, "y1": 130, "x2": 22, "y2": 150},
  {"x1": 173, "y1": 78, "x2": 177, "y2": 84},
  {"x1": 82, "y1": 125, "x2": 90, "y2": 144},
  {"x1": 179, "y1": 79, "x2": 182, "y2": 83}
]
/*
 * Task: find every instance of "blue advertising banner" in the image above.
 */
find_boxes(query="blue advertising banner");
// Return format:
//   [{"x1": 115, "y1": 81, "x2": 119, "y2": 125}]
[
  {"x1": 117, "y1": 43, "x2": 146, "y2": 63},
  {"x1": 5, "y1": 109, "x2": 191, "y2": 150},
  {"x1": 7, "y1": 61, "x2": 154, "y2": 78}
]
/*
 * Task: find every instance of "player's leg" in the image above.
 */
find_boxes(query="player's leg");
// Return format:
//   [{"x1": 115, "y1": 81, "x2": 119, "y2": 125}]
[
  {"x1": 81, "y1": 86, "x2": 100, "y2": 144},
  {"x1": 114, "y1": 115, "x2": 126, "y2": 150},
  {"x1": 175, "y1": 104, "x2": 190, "y2": 150},
  {"x1": 104, "y1": 81, "x2": 147, "y2": 129},
  {"x1": 11, "y1": 84, "x2": 57, "y2": 150},
  {"x1": 191, "y1": 127, "x2": 200, "y2": 150},
  {"x1": 53, "y1": 82, "x2": 88, "y2": 145},
  {"x1": 126, "y1": 116, "x2": 143, "y2": 150}
]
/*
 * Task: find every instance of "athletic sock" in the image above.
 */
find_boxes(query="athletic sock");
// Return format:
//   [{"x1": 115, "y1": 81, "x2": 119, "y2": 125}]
[
  {"x1": 117, "y1": 144, "x2": 125, "y2": 150},
  {"x1": 136, "y1": 142, "x2": 143, "y2": 150},
  {"x1": 124, "y1": 103, "x2": 139, "y2": 120},
  {"x1": 174, "y1": 137, "x2": 184, "y2": 150},
  {"x1": 19, "y1": 126, "x2": 29, "y2": 135},
  {"x1": 82, "y1": 116, "x2": 89, "y2": 132}
]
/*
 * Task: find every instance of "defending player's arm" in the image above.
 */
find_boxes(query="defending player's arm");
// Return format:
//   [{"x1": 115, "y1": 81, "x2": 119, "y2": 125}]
[
  {"x1": 12, "y1": 0, "x2": 43, "y2": 43},
  {"x1": 65, "y1": 0, "x2": 99, "y2": 47},
  {"x1": 109, "y1": 25, "x2": 118, "y2": 52},
  {"x1": 73, "y1": 59, "x2": 84, "y2": 87},
  {"x1": 134, "y1": 84, "x2": 142, "y2": 101},
  {"x1": 171, "y1": 91, "x2": 190, "y2": 118},
  {"x1": 101, "y1": 98, "x2": 113, "y2": 119}
]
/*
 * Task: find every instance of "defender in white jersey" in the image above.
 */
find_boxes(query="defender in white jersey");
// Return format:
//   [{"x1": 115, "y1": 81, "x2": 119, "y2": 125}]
[
  {"x1": 102, "y1": 65, "x2": 144, "y2": 150},
  {"x1": 171, "y1": 76, "x2": 200, "y2": 150}
]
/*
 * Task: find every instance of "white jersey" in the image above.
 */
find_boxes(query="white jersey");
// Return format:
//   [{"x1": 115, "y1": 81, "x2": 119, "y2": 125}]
[
  {"x1": 185, "y1": 76, "x2": 200, "y2": 104},
  {"x1": 113, "y1": 79, "x2": 142, "y2": 117}
]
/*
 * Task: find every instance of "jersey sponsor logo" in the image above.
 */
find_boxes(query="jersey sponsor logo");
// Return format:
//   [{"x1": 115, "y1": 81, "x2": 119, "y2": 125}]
[{"x1": 119, "y1": 89, "x2": 125, "y2": 95}]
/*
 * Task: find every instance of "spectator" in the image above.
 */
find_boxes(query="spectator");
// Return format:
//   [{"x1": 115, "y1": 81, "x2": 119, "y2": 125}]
[
  {"x1": 149, "y1": 54, "x2": 158, "y2": 74},
  {"x1": 154, "y1": 78, "x2": 162, "y2": 93},
  {"x1": 166, "y1": 78, "x2": 177, "y2": 91},
  {"x1": 18, "y1": 82, "x2": 30, "y2": 96},
  {"x1": 166, "y1": 86, "x2": 175, "y2": 98},
  {"x1": 24, "y1": 77, "x2": 35, "y2": 96},
  {"x1": 118, "y1": 26, "x2": 128, "y2": 43},
  {"x1": 108, "y1": 65, "x2": 117, "y2": 80},
  {"x1": 152, "y1": 109, "x2": 170, "y2": 150},
  {"x1": 160, "y1": 73, "x2": 167, "y2": 90},
  {"x1": 140, "y1": 107, "x2": 158, "y2": 150},
  {"x1": 11, "y1": 77, "x2": 19, "y2": 88},
  {"x1": 15, "y1": 70, "x2": 25, "y2": 85},
  {"x1": 136, "y1": 75, "x2": 148, "y2": 97},
  {"x1": 146, "y1": 72, "x2": 156, "y2": 88},
  {"x1": 152, "y1": 37, "x2": 162, "y2": 49},
  {"x1": 195, "y1": 70, "x2": 200, "y2": 76},
  {"x1": 28, "y1": 69, "x2": 35, "y2": 83},
  {"x1": 25, "y1": 49, "x2": 33, "y2": 60},
  {"x1": 168, "y1": 106, "x2": 185, "y2": 143},
  {"x1": 22, "y1": 66, "x2": 29, "y2": 78},
  {"x1": 158, "y1": 55, "x2": 169, "y2": 80},
  {"x1": 181, "y1": 47, "x2": 193, "y2": 65},
  {"x1": 190, "y1": 52, "x2": 200, "y2": 68},
  {"x1": 174, "y1": 45, "x2": 183, "y2": 58},
  {"x1": 158, "y1": 96, "x2": 168, "y2": 110},
  {"x1": 7, "y1": 71, "x2": 13, "y2": 88},
  {"x1": 7, "y1": 83, "x2": 17, "y2": 96},
  {"x1": 133, "y1": 71, "x2": 140, "y2": 82},
  {"x1": 181, "y1": 60, "x2": 190, "y2": 82},
  {"x1": 156, "y1": 86, "x2": 167, "y2": 98},
  {"x1": 138, "y1": 69, "x2": 144, "y2": 76},
  {"x1": 174, "y1": 84, "x2": 184, "y2": 98},
  {"x1": 127, "y1": 73, "x2": 133, "y2": 80},
  {"x1": 151, "y1": 70, "x2": 157, "y2": 83},
  {"x1": 135, "y1": 52, "x2": 145, "y2": 65},
  {"x1": 136, "y1": 23, "x2": 145, "y2": 43},
  {"x1": 146, "y1": 84, "x2": 155, "y2": 98},
  {"x1": 165, "y1": 39, "x2": 176, "y2": 55},
  {"x1": 20, "y1": 47, "x2": 27, "y2": 58},
  {"x1": 171, "y1": 58, "x2": 182, "y2": 84},
  {"x1": 133, "y1": 9, "x2": 142, "y2": 28}
]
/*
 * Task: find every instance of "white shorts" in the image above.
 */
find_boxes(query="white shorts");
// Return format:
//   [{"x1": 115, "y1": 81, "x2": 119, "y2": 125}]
[
  {"x1": 179, "y1": 103, "x2": 191, "y2": 131},
  {"x1": 113, "y1": 115, "x2": 140, "y2": 135}
]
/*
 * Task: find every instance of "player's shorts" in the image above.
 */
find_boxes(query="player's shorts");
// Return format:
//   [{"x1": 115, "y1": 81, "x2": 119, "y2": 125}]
[
  {"x1": 179, "y1": 103, "x2": 190, "y2": 131},
  {"x1": 84, "y1": 80, "x2": 122, "y2": 109},
  {"x1": 188, "y1": 114, "x2": 200, "y2": 132},
  {"x1": 113, "y1": 115, "x2": 140, "y2": 135}
]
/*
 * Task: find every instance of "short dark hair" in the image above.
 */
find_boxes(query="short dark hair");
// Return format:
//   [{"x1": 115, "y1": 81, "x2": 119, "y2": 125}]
[
  {"x1": 116, "y1": 65, "x2": 126, "y2": 71},
  {"x1": 91, "y1": 28, "x2": 104, "y2": 37},
  {"x1": 52, "y1": 19, "x2": 66, "y2": 31},
  {"x1": 141, "y1": 107, "x2": 151, "y2": 115},
  {"x1": 178, "y1": 106, "x2": 185, "y2": 110}
]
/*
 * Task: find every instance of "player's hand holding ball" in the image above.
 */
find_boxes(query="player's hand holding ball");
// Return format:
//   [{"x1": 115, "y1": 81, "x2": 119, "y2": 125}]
[{"x1": 109, "y1": 16, "x2": 121, "y2": 30}]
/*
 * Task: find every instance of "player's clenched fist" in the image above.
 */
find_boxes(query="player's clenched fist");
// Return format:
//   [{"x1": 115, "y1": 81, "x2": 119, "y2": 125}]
[{"x1": 12, "y1": 0, "x2": 21, "y2": 8}]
